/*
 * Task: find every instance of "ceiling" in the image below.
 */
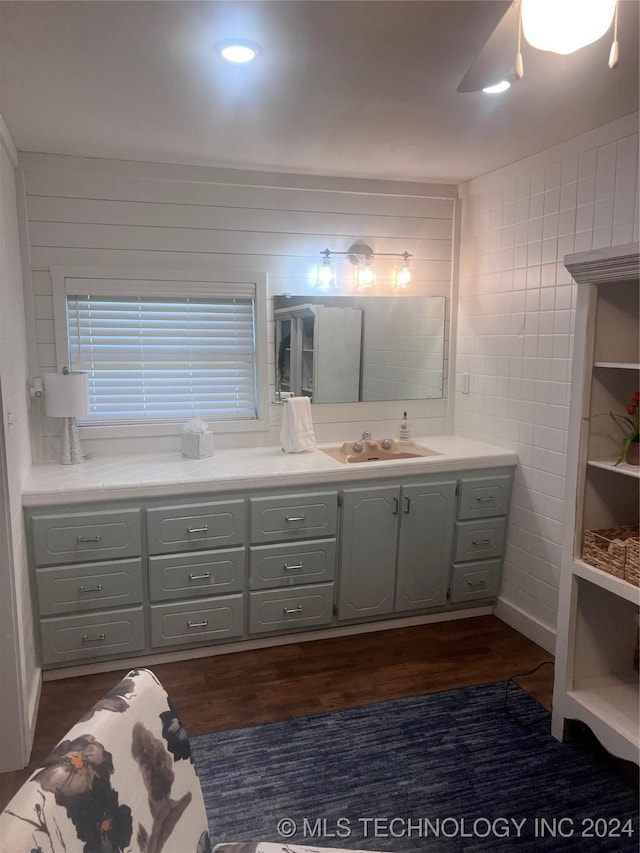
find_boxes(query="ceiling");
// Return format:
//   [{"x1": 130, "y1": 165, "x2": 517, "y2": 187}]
[{"x1": 1, "y1": 1, "x2": 638, "y2": 184}]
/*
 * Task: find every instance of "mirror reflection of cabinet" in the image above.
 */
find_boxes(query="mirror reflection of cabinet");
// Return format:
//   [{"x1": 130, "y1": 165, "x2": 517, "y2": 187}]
[{"x1": 275, "y1": 304, "x2": 362, "y2": 403}]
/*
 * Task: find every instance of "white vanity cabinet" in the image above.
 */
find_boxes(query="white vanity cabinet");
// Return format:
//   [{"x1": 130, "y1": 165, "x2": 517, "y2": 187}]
[
  {"x1": 552, "y1": 245, "x2": 640, "y2": 766},
  {"x1": 275, "y1": 303, "x2": 362, "y2": 402},
  {"x1": 25, "y1": 461, "x2": 514, "y2": 672}
]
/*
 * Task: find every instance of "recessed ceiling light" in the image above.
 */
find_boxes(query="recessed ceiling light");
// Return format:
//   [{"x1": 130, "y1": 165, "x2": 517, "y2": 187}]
[
  {"x1": 219, "y1": 40, "x2": 260, "y2": 63},
  {"x1": 482, "y1": 80, "x2": 511, "y2": 94}
]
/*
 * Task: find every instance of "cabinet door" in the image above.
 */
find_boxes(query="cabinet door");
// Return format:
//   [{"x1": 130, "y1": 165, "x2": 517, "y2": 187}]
[
  {"x1": 337, "y1": 486, "x2": 399, "y2": 620},
  {"x1": 395, "y1": 480, "x2": 457, "y2": 612}
]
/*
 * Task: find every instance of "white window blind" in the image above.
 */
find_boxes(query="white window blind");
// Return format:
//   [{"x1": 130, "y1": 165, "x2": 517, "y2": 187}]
[{"x1": 66, "y1": 294, "x2": 258, "y2": 423}]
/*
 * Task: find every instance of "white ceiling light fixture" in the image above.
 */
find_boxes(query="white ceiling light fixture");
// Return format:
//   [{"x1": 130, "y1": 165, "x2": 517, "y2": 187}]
[
  {"x1": 521, "y1": 0, "x2": 617, "y2": 56},
  {"x1": 482, "y1": 80, "x2": 512, "y2": 94},
  {"x1": 219, "y1": 40, "x2": 260, "y2": 63}
]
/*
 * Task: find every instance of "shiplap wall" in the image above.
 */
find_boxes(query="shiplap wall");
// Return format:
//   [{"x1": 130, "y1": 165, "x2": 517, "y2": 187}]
[{"x1": 18, "y1": 153, "x2": 458, "y2": 460}]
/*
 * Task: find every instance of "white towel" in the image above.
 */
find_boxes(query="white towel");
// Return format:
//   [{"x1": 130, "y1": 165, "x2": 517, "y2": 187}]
[{"x1": 280, "y1": 396, "x2": 317, "y2": 453}]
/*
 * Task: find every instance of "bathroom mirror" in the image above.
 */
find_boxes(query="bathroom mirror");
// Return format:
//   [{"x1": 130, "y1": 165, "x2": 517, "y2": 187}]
[{"x1": 274, "y1": 295, "x2": 445, "y2": 403}]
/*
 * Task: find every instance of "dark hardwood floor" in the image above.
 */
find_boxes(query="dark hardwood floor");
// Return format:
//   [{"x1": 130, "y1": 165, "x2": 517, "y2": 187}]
[{"x1": 0, "y1": 616, "x2": 554, "y2": 810}]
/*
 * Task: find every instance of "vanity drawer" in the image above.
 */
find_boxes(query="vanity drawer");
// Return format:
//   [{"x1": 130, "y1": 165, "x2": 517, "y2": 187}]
[
  {"x1": 150, "y1": 594, "x2": 243, "y2": 648},
  {"x1": 249, "y1": 539, "x2": 336, "y2": 590},
  {"x1": 449, "y1": 560, "x2": 502, "y2": 602},
  {"x1": 39, "y1": 607, "x2": 145, "y2": 665},
  {"x1": 249, "y1": 583, "x2": 334, "y2": 634},
  {"x1": 148, "y1": 548, "x2": 245, "y2": 601},
  {"x1": 32, "y1": 509, "x2": 142, "y2": 567},
  {"x1": 249, "y1": 492, "x2": 338, "y2": 544},
  {"x1": 36, "y1": 558, "x2": 143, "y2": 616},
  {"x1": 457, "y1": 474, "x2": 512, "y2": 520},
  {"x1": 454, "y1": 518, "x2": 506, "y2": 562},
  {"x1": 146, "y1": 500, "x2": 245, "y2": 554}
]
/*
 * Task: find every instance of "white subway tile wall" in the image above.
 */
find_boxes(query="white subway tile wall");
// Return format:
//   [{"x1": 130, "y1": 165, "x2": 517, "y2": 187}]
[
  {"x1": 361, "y1": 296, "x2": 446, "y2": 401},
  {"x1": 457, "y1": 114, "x2": 639, "y2": 639}
]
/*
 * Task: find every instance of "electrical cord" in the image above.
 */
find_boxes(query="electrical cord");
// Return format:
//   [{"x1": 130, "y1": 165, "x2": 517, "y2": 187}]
[{"x1": 503, "y1": 660, "x2": 554, "y2": 730}]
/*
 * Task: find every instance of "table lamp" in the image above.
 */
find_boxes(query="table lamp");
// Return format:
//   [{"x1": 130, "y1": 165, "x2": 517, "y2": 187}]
[{"x1": 43, "y1": 369, "x2": 89, "y2": 465}]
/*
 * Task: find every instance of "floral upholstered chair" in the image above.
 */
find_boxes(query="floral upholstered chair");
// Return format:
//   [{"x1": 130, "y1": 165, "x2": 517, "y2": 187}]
[{"x1": 0, "y1": 668, "x2": 211, "y2": 853}]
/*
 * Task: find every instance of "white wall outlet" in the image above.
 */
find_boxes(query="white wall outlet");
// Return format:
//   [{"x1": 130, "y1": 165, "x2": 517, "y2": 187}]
[{"x1": 461, "y1": 372, "x2": 471, "y2": 394}]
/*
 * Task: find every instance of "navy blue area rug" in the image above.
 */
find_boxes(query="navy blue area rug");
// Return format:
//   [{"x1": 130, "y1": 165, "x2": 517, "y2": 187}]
[{"x1": 191, "y1": 682, "x2": 638, "y2": 852}]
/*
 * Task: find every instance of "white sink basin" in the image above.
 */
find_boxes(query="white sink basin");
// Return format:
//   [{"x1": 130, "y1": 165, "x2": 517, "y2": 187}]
[{"x1": 322, "y1": 439, "x2": 440, "y2": 464}]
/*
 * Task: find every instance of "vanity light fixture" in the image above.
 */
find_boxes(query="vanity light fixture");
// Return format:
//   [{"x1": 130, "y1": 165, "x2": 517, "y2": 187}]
[
  {"x1": 393, "y1": 252, "x2": 412, "y2": 288},
  {"x1": 355, "y1": 255, "x2": 377, "y2": 289},
  {"x1": 315, "y1": 244, "x2": 413, "y2": 289},
  {"x1": 219, "y1": 40, "x2": 260, "y2": 63},
  {"x1": 316, "y1": 249, "x2": 337, "y2": 289}
]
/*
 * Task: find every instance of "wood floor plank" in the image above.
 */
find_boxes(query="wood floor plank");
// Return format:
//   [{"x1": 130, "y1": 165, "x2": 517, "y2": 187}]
[{"x1": 0, "y1": 616, "x2": 554, "y2": 810}]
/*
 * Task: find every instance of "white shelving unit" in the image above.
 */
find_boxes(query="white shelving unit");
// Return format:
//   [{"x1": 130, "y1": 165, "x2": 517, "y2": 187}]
[
  {"x1": 275, "y1": 303, "x2": 362, "y2": 403},
  {"x1": 552, "y1": 244, "x2": 640, "y2": 766}
]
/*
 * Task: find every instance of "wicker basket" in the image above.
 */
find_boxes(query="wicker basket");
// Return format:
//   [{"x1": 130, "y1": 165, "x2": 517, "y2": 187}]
[
  {"x1": 582, "y1": 525, "x2": 640, "y2": 580},
  {"x1": 626, "y1": 537, "x2": 640, "y2": 587}
]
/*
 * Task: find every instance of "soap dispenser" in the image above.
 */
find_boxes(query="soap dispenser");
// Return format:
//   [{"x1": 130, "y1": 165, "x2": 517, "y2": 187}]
[{"x1": 398, "y1": 411, "x2": 412, "y2": 445}]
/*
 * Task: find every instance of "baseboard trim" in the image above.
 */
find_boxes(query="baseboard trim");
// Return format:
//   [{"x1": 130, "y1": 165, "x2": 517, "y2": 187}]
[{"x1": 494, "y1": 598, "x2": 556, "y2": 655}]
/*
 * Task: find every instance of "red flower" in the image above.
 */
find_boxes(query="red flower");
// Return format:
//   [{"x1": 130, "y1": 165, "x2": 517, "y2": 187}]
[
  {"x1": 627, "y1": 404, "x2": 636, "y2": 415},
  {"x1": 634, "y1": 392, "x2": 640, "y2": 404}
]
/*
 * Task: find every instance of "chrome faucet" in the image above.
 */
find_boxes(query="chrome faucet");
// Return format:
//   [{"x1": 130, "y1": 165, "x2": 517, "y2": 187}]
[{"x1": 361, "y1": 431, "x2": 372, "y2": 441}]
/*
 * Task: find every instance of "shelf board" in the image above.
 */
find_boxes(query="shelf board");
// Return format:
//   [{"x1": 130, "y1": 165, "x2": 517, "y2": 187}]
[
  {"x1": 572, "y1": 558, "x2": 640, "y2": 604},
  {"x1": 594, "y1": 362, "x2": 640, "y2": 369},
  {"x1": 567, "y1": 678, "x2": 639, "y2": 750},
  {"x1": 587, "y1": 459, "x2": 640, "y2": 479}
]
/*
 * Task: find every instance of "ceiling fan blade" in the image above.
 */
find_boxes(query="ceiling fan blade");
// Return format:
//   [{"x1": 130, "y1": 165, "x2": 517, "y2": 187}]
[{"x1": 457, "y1": 1, "x2": 521, "y2": 93}]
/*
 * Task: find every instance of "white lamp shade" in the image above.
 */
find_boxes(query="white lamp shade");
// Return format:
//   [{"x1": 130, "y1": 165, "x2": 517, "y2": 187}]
[
  {"x1": 521, "y1": 0, "x2": 616, "y2": 55},
  {"x1": 44, "y1": 372, "x2": 89, "y2": 418}
]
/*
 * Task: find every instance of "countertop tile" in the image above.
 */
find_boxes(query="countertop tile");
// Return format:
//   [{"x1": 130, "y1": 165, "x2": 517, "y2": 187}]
[{"x1": 23, "y1": 436, "x2": 518, "y2": 506}]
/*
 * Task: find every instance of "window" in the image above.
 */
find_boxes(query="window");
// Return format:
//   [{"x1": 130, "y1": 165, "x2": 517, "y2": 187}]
[{"x1": 52, "y1": 268, "x2": 268, "y2": 430}]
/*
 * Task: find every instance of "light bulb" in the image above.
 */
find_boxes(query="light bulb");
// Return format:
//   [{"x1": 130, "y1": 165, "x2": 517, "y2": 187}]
[
  {"x1": 521, "y1": 0, "x2": 616, "y2": 55},
  {"x1": 482, "y1": 80, "x2": 511, "y2": 94},
  {"x1": 394, "y1": 263, "x2": 412, "y2": 288},
  {"x1": 357, "y1": 264, "x2": 376, "y2": 288},
  {"x1": 316, "y1": 261, "x2": 336, "y2": 289},
  {"x1": 219, "y1": 41, "x2": 260, "y2": 63}
]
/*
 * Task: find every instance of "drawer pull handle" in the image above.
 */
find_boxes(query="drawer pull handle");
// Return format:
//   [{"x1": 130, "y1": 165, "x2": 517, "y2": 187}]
[
  {"x1": 285, "y1": 515, "x2": 305, "y2": 522},
  {"x1": 79, "y1": 584, "x2": 103, "y2": 594},
  {"x1": 403, "y1": 496, "x2": 411, "y2": 514},
  {"x1": 187, "y1": 619, "x2": 208, "y2": 629},
  {"x1": 187, "y1": 525, "x2": 209, "y2": 534},
  {"x1": 392, "y1": 497, "x2": 399, "y2": 515},
  {"x1": 82, "y1": 633, "x2": 106, "y2": 643},
  {"x1": 472, "y1": 537, "x2": 490, "y2": 546},
  {"x1": 467, "y1": 579, "x2": 486, "y2": 587},
  {"x1": 77, "y1": 536, "x2": 102, "y2": 543},
  {"x1": 283, "y1": 605, "x2": 303, "y2": 615},
  {"x1": 283, "y1": 563, "x2": 304, "y2": 571},
  {"x1": 189, "y1": 572, "x2": 211, "y2": 581},
  {"x1": 475, "y1": 496, "x2": 495, "y2": 503}
]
